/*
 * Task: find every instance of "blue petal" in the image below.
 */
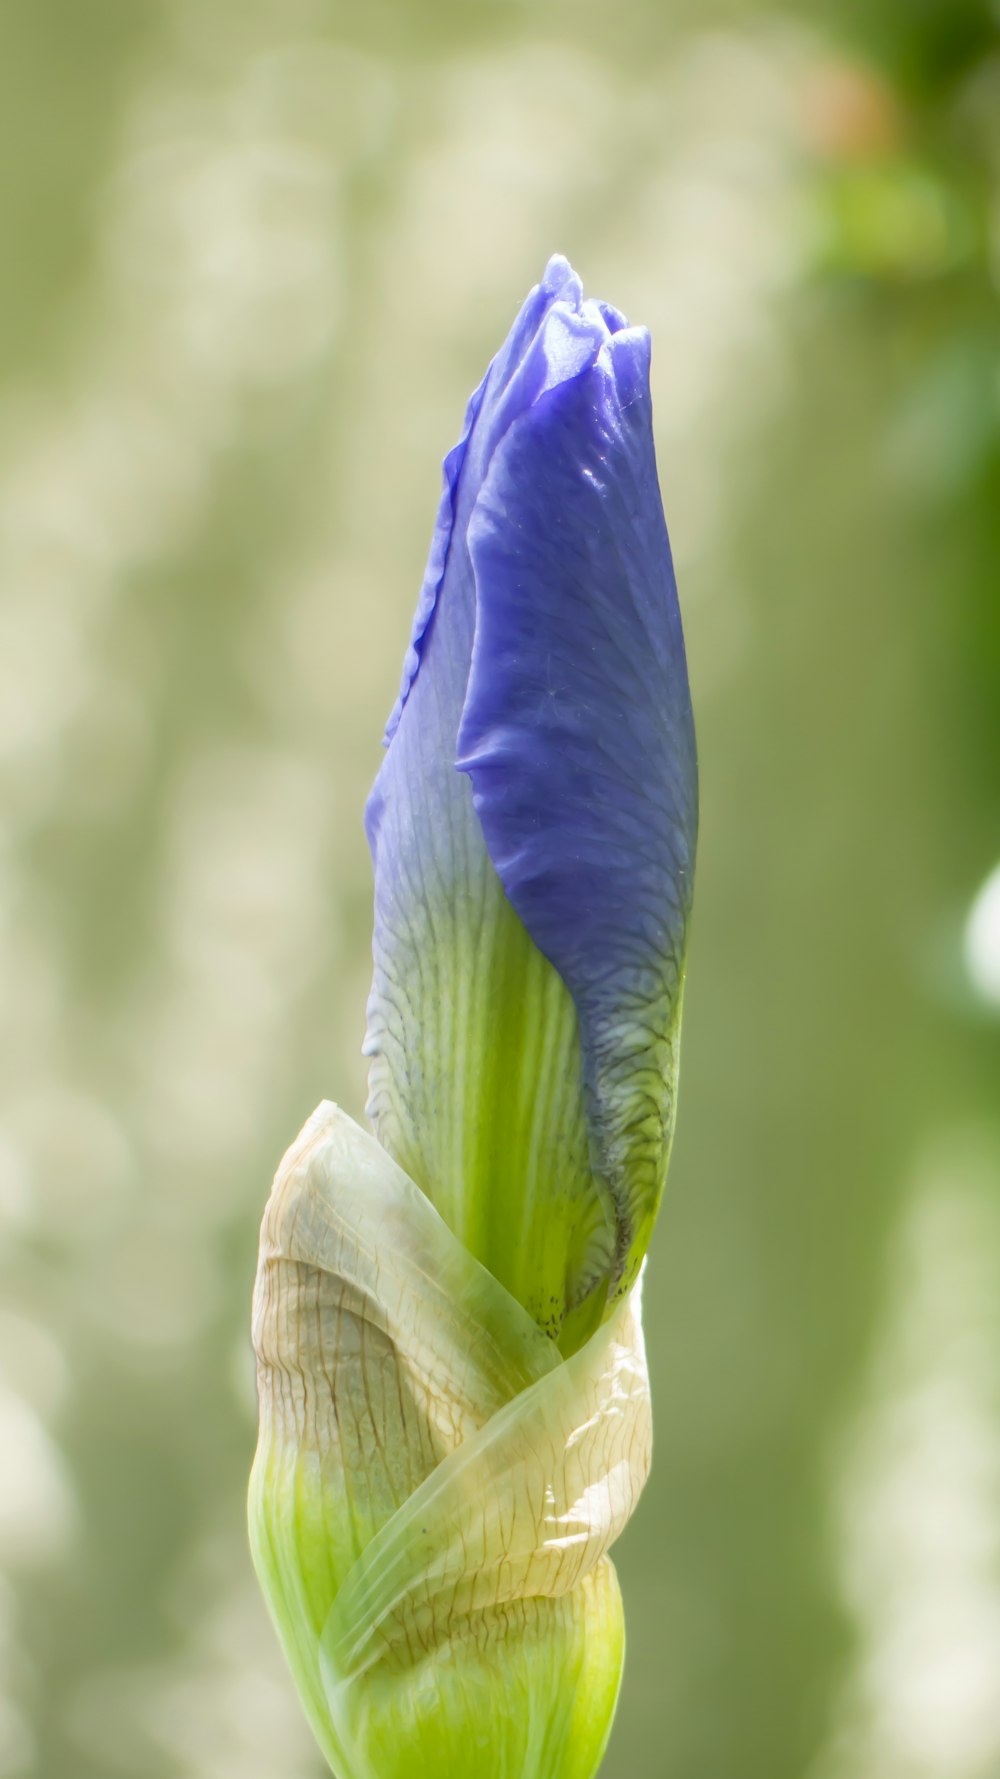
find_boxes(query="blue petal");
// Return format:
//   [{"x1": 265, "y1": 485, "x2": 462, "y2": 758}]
[
  {"x1": 365, "y1": 257, "x2": 696, "y2": 1328},
  {"x1": 365, "y1": 258, "x2": 624, "y2": 1333},
  {"x1": 456, "y1": 326, "x2": 697, "y2": 1288},
  {"x1": 382, "y1": 255, "x2": 602, "y2": 747}
]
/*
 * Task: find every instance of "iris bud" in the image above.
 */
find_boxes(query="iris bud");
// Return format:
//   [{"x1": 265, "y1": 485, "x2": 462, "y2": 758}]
[{"x1": 250, "y1": 256, "x2": 697, "y2": 1779}]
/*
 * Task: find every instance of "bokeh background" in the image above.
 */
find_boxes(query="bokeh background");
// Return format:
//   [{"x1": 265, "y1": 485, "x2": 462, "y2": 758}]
[{"x1": 2, "y1": 0, "x2": 999, "y2": 1775}]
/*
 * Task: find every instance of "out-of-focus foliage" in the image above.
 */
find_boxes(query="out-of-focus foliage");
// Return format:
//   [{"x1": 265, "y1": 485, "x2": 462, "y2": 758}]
[{"x1": 0, "y1": 1, "x2": 997, "y2": 1777}]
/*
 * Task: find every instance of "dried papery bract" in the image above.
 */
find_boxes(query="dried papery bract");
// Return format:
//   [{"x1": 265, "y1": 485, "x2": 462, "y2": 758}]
[{"x1": 251, "y1": 1102, "x2": 651, "y2": 1779}]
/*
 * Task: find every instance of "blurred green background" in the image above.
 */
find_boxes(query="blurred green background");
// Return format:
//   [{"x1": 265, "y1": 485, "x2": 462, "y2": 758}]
[{"x1": 1, "y1": 0, "x2": 999, "y2": 1775}]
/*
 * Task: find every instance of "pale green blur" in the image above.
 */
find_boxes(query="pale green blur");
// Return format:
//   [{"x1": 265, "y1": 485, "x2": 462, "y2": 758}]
[{"x1": 1, "y1": 2, "x2": 999, "y2": 1778}]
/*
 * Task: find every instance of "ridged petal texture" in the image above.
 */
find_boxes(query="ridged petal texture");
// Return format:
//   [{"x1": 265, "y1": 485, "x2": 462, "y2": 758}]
[
  {"x1": 366, "y1": 256, "x2": 696, "y2": 1336},
  {"x1": 250, "y1": 1102, "x2": 652, "y2": 1779}
]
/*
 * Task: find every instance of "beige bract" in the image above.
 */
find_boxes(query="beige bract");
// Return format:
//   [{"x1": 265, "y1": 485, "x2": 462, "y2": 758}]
[{"x1": 250, "y1": 1101, "x2": 652, "y2": 1779}]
